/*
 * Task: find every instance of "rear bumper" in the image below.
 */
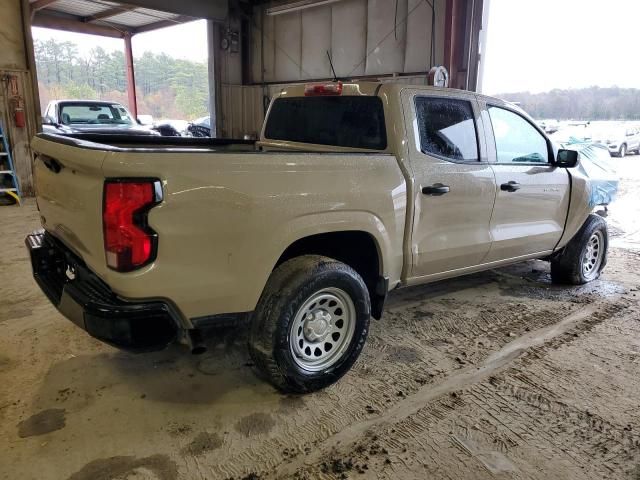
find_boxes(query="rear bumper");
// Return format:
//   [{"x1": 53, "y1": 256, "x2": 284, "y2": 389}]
[{"x1": 25, "y1": 230, "x2": 178, "y2": 351}]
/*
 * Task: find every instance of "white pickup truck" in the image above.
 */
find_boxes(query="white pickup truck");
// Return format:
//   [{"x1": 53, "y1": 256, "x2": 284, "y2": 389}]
[{"x1": 27, "y1": 81, "x2": 615, "y2": 393}]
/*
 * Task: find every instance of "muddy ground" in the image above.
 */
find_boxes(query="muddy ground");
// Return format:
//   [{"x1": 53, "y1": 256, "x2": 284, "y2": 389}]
[{"x1": 1, "y1": 157, "x2": 640, "y2": 480}]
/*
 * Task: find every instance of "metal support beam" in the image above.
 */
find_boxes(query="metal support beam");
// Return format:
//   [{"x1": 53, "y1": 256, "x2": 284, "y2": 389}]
[
  {"x1": 107, "y1": 0, "x2": 227, "y2": 20},
  {"x1": 266, "y1": 0, "x2": 344, "y2": 16},
  {"x1": 32, "y1": 12, "x2": 126, "y2": 38},
  {"x1": 443, "y1": 0, "x2": 484, "y2": 91},
  {"x1": 124, "y1": 33, "x2": 138, "y2": 118},
  {"x1": 83, "y1": 5, "x2": 137, "y2": 23},
  {"x1": 207, "y1": 20, "x2": 220, "y2": 138},
  {"x1": 443, "y1": 0, "x2": 456, "y2": 88},
  {"x1": 30, "y1": 0, "x2": 60, "y2": 12},
  {"x1": 132, "y1": 15, "x2": 194, "y2": 34}
]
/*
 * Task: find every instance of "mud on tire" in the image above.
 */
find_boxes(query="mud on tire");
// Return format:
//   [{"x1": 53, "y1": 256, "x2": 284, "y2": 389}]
[
  {"x1": 248, "y1": 255, "x2": 371, "y2": 393},
  {"x1": 551, "y1": 214, "x2": 608, "y2": 285}
]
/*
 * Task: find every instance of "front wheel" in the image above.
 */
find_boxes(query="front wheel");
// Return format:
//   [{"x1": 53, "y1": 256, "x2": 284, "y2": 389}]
[
  {"x1": 618, "y1": 144, "x2": 626, "y2": 158},
  {"x1": 249, "y1": 255, "x2": 371, "y2": 393},
  {"x1": 551, "y1": 214, "x2": 608, "y2": 285}
]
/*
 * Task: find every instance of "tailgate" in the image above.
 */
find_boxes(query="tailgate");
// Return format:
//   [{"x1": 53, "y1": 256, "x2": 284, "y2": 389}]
[{"x1": 31, "y1": 136, "x2": 108, "y2": 277}]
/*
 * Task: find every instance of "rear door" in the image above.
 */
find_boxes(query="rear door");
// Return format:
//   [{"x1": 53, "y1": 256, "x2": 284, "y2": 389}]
[
  {"x1": 480, "y1": 101, "x2": 570, "y2": 262},
  {"x1": 402, "y1": 89, "x2": 496, "y2": 278}
]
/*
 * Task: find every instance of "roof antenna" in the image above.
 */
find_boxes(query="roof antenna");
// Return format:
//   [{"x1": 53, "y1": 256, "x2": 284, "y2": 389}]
[{"x1": 327, "y1": 50, "x2": 338, "y2": 81}]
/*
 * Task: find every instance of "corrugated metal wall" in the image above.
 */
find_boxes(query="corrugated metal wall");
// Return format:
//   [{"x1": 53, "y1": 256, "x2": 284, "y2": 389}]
[
  {"x1": 219, "y1": 0, "x2": 448, "y2": 139},
  {"x1": 249, "y1": 0, "x2": 446, "y2": 84}
]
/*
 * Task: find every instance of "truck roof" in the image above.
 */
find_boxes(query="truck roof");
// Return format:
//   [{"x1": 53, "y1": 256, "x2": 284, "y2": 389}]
[
  {"x1": 49, "y1": 100, "x2": 126, "y2": 106},
  {"x1": 275, "y1": 81, "x2": 512, "y2": 108}
]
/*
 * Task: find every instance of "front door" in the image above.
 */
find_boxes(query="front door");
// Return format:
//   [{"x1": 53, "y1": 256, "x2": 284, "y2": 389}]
[
  {"x1": 402, "y1": 89, "x2": 496, "y2": 279},
  {"x1": 482, "y1": 103, "x2": 570, "y2": 263}
]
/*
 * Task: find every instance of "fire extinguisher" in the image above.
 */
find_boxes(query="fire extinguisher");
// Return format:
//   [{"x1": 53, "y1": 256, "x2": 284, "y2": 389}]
[
  {"x1": 7, "y1": 75, "x2": 25, "y2": 128},
  {"x1": 13, "y1": 105, "x2": 25, "y2": 129}
]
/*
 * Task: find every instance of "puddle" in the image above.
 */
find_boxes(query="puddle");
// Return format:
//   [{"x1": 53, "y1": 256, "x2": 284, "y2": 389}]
[
  {"x1": 181, "y1": 432, "x2": 223, "y2": 456},
  {"x1": 67, "y1": 454, "x2": 177, "y2": 480},
  {"x1": 17, "y1": 408, "x2": 66, "y2": 438},
  {"x1": 234, "y1": 412, "x2": 276, "y2": 437}
]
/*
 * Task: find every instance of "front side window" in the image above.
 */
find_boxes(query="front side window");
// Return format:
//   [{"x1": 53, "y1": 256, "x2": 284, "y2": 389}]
[
  {"x1": 488, "y1": 106, "x2": 549, "y2": 164},
  {"x1": 415, "y1": 97, "x2": 479, "y2": 162}
]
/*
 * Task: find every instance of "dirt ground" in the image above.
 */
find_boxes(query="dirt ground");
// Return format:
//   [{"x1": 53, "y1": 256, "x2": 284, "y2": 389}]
[{"x1": 1, "y1": 158, "x2": 640, "y2": 480}]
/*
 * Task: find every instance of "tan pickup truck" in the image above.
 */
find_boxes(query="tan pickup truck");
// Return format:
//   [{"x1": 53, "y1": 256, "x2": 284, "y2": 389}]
[{"x1": 27, "y1": 82, "x2": 614, "y2": 393}]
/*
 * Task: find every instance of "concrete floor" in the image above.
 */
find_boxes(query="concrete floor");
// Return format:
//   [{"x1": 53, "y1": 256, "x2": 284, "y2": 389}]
[{"x1": 1, "y1": 158, "x2": 640, "y2": 480}]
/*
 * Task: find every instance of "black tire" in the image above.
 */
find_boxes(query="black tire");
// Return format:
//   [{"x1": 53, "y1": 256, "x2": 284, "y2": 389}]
[
  {"x1": 248, "y1": 255, "x2": 370, "y2": 393},
  {"x1": 551, "y1": 214, "x2": 608, "y2": 285},
  {"x1": 618, "y1": 144, "x2": 626, "y2": 158}
]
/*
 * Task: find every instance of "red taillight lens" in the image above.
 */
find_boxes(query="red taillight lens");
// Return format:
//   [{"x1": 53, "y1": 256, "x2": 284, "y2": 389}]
[
  {"x1": 103, "y1": 180, "x2": 161, "y2": 272},
  {"x1": 304, "y1": 81, "x2": 343, "y2": 96}
]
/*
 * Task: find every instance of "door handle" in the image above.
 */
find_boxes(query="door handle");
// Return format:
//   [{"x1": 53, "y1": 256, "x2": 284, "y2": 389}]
[
  {"x1": 500, "y1": 181, "x2": 521, "y2": 192},
  {"x1": 422, "y1": 183, "x2": 450, "y2": 196},
  {"x1": 38, "y1": 154, "x2": 62, "y2": 174}
]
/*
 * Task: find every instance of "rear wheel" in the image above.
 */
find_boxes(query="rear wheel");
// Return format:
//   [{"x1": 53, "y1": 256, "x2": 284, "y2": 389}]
[
  {"x1": 249, "y1": 255, "x2": 370, "y2": 393},
  {"x1": 551, "y1": 214, "x2": 608, "y2": 285}
]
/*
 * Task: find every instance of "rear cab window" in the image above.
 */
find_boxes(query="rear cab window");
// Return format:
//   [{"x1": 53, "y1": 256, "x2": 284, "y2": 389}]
[{"x1": 264, "y1": 96, "x2": 387, "y2": 150}]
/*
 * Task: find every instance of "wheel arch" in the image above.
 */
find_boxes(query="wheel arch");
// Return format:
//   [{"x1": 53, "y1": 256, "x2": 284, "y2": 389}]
[{"x1": 274, "y1": 229, "x2": 388, "y2": 319}]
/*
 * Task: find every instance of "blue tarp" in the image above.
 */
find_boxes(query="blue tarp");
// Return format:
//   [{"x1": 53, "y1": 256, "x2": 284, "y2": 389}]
[{"x1": 562, "y1": 140, "x2": 619, "y2": 207}]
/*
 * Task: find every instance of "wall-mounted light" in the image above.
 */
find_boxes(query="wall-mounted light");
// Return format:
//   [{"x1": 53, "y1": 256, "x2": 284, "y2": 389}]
[{"x1": 266, "y1": 0, "x2": 344, "y2": 16}]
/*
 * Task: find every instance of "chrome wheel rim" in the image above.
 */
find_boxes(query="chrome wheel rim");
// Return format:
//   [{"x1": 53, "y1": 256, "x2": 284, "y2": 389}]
[
  {"x1": 582, "y1": 231, "x2": 604, "y2": 280},
  {"x1": 289, "y1": 287, "x2": 356, "y2": 372}
]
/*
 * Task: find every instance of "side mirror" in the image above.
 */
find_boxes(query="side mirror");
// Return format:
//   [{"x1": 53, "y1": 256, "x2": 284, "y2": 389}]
[
  {"x1": 42, "y1": 116, "x2": 56, "y2": 126},
  {"x1": 556, "y1": 149, "x2": 579, "y2": 168},
  {"x1": 137, "y1": 115, "x2": 153, "y2": 126}
]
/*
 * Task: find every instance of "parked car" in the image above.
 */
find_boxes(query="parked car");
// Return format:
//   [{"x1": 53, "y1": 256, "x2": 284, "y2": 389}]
[
  {"x1": 42, "y1": 100, "x2": 160, "y2": 136},
  {"x1": 592, "y1": 124, "x2": 640, "y2": 157},
  {"x1": 27, "y1": 82, "x2": 616, "y2": 393},
  {"x1": 549, "y1": 124, "x2": 593, "y2": 145},
  {"x1": 537, "y1": 119, "x2": 559, "y2": 134},
  {"x1": 152, "y1": 119, "x2": 189, "y2": 137},
  {"x1": 187, "y1": 116, "x2": 211, "y2": 137}
]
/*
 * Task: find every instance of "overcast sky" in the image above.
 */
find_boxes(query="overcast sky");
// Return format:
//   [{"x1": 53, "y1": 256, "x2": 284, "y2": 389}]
[
  {"x1": 32, "y1": 19, "x2": 208, "y2": 63},
  {"x1": 482, "y1": 0, "x2": 640, "y2": 94}
]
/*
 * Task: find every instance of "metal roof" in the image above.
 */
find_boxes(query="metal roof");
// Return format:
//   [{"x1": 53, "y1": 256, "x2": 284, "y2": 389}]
[{"x1": 30, "y1": 0, "x2": 203, "y2": 37}]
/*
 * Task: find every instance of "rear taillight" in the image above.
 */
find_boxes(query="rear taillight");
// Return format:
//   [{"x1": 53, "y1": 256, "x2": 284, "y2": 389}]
[
  {"x1": 103, "y1": 179, "x2": 162, "y2": 272},
  {"x1": 304, "y1": 81, "x2": 343, "y2": 96}
]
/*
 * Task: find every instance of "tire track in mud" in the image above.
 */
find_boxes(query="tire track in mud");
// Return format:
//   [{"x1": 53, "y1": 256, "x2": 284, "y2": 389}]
[
  {"x1": 188, "y1": 283, "x2": 622, "y2": 479},
  {"x1": 275, "y1": 299, "x2": 628, "y2": 478}
]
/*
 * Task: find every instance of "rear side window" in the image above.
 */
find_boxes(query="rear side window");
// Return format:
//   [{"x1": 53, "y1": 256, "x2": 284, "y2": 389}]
[
  {"x1": 264, "y1": 96, "x2": 387, "y2": 150},
  {"x1": 415, "y1": 97, "x2": 479, "y2": 162}
]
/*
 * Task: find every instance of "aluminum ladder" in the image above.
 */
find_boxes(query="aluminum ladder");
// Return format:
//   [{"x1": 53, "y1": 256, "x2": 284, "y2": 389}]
[{"x1": 0, "y1": 122, "x2": 21, "y2": 205}]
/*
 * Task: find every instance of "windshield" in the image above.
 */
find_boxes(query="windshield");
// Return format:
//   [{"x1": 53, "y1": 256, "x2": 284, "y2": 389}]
[{"x1": 59, "y1": 103, "x2": 134, "y2": 126}]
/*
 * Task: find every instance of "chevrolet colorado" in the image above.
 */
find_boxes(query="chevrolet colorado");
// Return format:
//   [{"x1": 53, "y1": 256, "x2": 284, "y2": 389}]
[{"x1": 27, "y1": 82, "x2": 614, "y2": 393}]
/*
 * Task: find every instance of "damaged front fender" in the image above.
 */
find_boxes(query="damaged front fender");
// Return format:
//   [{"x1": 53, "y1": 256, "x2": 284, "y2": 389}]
[{"x1": 555, "y1": 142, "x2": 619, "y2": 249}]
